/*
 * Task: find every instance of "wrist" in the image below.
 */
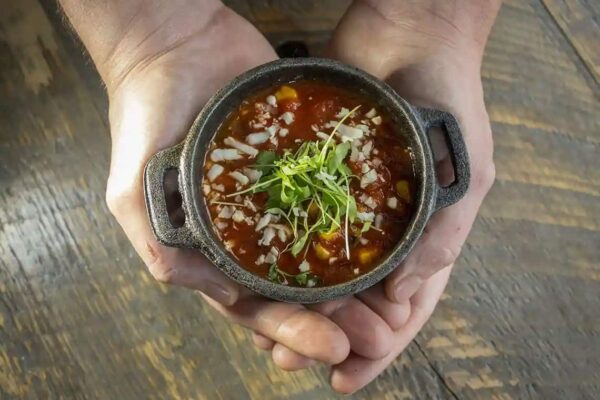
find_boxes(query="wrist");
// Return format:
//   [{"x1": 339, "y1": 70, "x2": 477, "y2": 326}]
[
  {"x1": 60, "y1": 0, "x2": 224, "y2": 90},
  {"x1": 330, "y1": 0, "x2": 500, "y2": 78}
]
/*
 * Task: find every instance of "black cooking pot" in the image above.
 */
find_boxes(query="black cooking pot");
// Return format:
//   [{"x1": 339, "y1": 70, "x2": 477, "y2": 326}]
[{"x1": 144, "y1": 58, "x2": 469, "y2": 303}]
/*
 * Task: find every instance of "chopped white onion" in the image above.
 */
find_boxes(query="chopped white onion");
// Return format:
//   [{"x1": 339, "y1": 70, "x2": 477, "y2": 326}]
[
  {"x1": 279, "y1": 111, "x2": 295, "y2": 125},
  {"x1": 266, "y1": 95, "x2": 277, "y2": 106},
  {"x1": 228, "y1": 171, "x2": 249, "y2": 185},
  {"x1": 210, "y1": 148, "x2": 242, "y2": 162},
  {"x1": 316, "y1": 131, "x2": 329, "y2": 141},
  {"x1": 242, "y1": 167, "x2": 262, "y2": 183},
  {"x1": 232, "y1": 209, "x2": 246, "y2": 223},
  {"x1": 298, "y1": 260, "x2": 310, "y2": 272},
  {"x1": 338, "y1": 124, "x2": 364, "y2": 142},
  {"x1": 224, "y1": 137, "x2": 258, "y2": 157},
  {"x1": 357, "y1": 211, "x2": 375, "y2": 222},
  {"x1": 246, "y1": 132, "x2": 270, "y2": 145},
  {"x1": 360, "y1": 168, "x2": 378, "y2": 188},
  {"x1": 218, "y1": 206, "x2": 234, "y2": 219},
  {"x1": 255, "y1": 214, "x2": 271, "y2": 232},
  {"x1": 386, "y1": 197, "x2": 398, "y2": 209},
  {"x1": 207, "y1": 164, "x2": 224, "y2": 181},
  {"x1": 259, "y1": 227, "x2": 276, "y2": 246}
]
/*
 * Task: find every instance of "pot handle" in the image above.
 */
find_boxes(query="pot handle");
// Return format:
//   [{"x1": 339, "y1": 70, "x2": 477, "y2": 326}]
[
  {"x1": 415, "y1": 106, "x2": 470, "y2": 212},
  {"x1": 143, "y1": 143, "x2": 200, "y2": 248}
]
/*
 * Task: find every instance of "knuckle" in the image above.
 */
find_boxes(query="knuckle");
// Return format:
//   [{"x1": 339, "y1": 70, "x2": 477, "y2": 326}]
[
  {"x1": 149, "y1": 265, "x2": 177, "y2": 284},
  {"x1": 473, "y1": 161, "x2": 496, "y2": 194},
  {"x1": 144, "y1": 241, "x2": 176, "y2": 284},
  {"x1": 105, "y1": 178, "x2": 137, "y2": 217},
  {"x1": 420, "y1": 245, "x2": 461, "y2": 276}
]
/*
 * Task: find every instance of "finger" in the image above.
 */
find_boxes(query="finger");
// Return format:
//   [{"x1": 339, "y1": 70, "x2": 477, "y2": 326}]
[
  {"x1": 308, "y1": 297, "x2": 393, "y2": 360},
  {"x1": 331, "y1": 266, "x2": 452, "y2": 394},
  {"x1": 272, "y1": 344, "x2": 317, "y2": 371},
  {"x1": 202, "y1": 295, "x2": 350, "y2": 364},
  {"x1": 356, "y1": 283, "x2": 411, "y2": 330},
  {"x1": 106, "y1": 173, "x2": 240, "y2": 305},
  {"x1": 252, "y1": 332, "x2": 275, "y2": 351}
]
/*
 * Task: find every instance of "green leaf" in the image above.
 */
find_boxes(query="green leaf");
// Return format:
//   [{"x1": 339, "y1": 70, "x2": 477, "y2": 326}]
[
  {"x1": 291, "y1": 233, "x2": 309, "y2": 256},
  {"x1": 255, "y1": 151, "x2": 278, "y2": 173},
  {"x1": 328, "y1": 142, "x2": 351, "y2": 174},
  {"x1": 360, "y1": 220, "x2": 372, "y2": 233},
  {"x1": 294, "y1": 272, "x2": 310, "y2": 286},
  {"x1": 346, "y1": 196, "x2": 357, "y2": 222},
  {"x1": 267, "y1": 263, "x2": 280, "y2": 282}
]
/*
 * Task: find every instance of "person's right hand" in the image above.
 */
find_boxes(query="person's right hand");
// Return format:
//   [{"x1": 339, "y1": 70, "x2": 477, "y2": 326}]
[{"x1": 97, "y1": 2, "x2": 350, "y2": 365}]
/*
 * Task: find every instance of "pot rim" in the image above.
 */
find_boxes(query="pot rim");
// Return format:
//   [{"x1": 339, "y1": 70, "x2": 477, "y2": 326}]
[{"x1": 179, "y1": 58, "x2": 436, "y2": 303}]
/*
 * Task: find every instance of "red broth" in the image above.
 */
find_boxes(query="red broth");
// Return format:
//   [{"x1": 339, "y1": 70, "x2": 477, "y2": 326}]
[{"x1": 202, "y1": 80, "x2": 416, "y2": 287}]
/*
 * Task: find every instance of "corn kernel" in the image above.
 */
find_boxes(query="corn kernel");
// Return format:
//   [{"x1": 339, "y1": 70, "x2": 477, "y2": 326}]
[
  {"x1": 396, "y1": 180, "x2": 411, "y2": 202},
  {"x1": 314, "y1": 242, "x2": 331, "y2": 260},
  {"x1": 357, "y1": 247, "x2": 380, "y2": 265},
  {"x1": 319, "y1": 230, "x2": 340, "y2": 242},
  {"x1": 275, "y1": 85, "x2": 298, "y2": 101}
]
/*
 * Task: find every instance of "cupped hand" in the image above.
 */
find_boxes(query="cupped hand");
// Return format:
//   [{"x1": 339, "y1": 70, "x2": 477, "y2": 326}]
[
  {"x1": 102, "y1": 3, "x2": 351, "y2": 365},
  {"x1": 252, "y1": 0, "x2": 499, "y2": 393}
]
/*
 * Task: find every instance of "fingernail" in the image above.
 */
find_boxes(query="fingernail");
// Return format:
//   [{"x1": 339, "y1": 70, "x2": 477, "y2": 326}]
[
  {"x1": 393, "y1": 275, "x2": 423, "y2": 303},
  {"x1": 200, "y1": 281, "x2": 234, "y2": 305}
]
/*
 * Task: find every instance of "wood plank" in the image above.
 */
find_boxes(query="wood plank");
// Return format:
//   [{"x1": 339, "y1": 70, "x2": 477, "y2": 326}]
[
  {"x1": 1, "y1": 0, "x2": 600, "y2": 399},
  {"x1": 542, "y1": 0, "x2": 600, "y2": 86}
]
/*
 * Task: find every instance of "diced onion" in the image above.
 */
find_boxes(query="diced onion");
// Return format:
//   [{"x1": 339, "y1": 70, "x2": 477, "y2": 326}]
[{"x1": 207, "y1": 164, "x2": 224, "y2": 181}]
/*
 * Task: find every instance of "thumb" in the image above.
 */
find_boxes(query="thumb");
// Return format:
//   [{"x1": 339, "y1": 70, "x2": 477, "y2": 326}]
[{"x1": 385, "y1": 108, "x2": 495, "y2": 303}]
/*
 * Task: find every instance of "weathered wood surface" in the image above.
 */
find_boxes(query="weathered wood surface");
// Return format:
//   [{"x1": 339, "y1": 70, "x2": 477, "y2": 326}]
[{"x1": 1, "y1": 0, "x2": 599, "y2": 399}]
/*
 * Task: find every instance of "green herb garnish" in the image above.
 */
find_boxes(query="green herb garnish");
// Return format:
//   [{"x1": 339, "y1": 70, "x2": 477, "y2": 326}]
[
  {"x1": 268, "y1": 263, "x2": 320, "y2": 286},
  {"x1": 229, "y1": 106, "x2": 361, "y2": 259}
]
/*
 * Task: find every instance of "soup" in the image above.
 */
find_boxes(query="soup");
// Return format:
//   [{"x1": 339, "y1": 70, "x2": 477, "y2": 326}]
[{"x1": 202, "y1": 80, "x2": 416, "y2": 287}]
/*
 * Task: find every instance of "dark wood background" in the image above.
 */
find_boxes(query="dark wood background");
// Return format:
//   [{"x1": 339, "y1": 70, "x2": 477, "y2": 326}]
[{"x1": 1, "y1": 0, "x2": 599, "y2": 399}]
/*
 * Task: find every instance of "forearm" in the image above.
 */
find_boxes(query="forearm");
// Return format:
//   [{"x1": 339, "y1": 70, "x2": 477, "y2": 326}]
[{"x1": 59, "y1": 0, "x2": 224, "y2": 87}]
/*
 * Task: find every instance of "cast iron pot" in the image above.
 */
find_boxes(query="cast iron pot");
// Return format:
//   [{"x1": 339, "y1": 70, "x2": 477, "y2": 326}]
[{"x1": 144, "y1": 58, "x2": 469, "y2": 303}]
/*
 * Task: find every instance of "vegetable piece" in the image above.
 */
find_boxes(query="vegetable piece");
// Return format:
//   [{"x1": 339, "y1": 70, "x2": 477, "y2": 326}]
[
  {"x1": 218, "y1": 206, "x2": 234, "y2": 219},
  {"x1": 360, "y1": 169, "x2": 378, "y2": 188},
  {"x1": 386, "y1": 197, "x2": 398, "y2": 209},
  {"x1": 246, "y1": 132, "x2": 270, "y2": 145},
  {"x1": 207, "y1": 164, "x2": 224, "y2": 181},
  {"x1": 266, "y1": 95, "x2": 277, "y2": 106},
  {"x1": 337, "y1": 124, "x2": 363, "y2": 141},
  {"x1": 224, "y1": 137, "x2": 258, "y2": 157},
  {"x1": 275, "y1": 85, "x2": 298, "y2": 101},
  {"x1": 211, "y1": 148, "x2": 242, "y2": 162},
  {"x1": 314, "y1": 242, "x2": 331, "y2": 260},
  {"x1": 280, "y1": 112, "x2": 295, "y2": 125},
  {"x1": 357, "y1": 247, "x2": 380, "y2": 265},
  {"x1": 396, "y1": 180, "x2": 411, "y2": 202},
  {"x1": 318, "y1": 229, "x2": 340, "y2": 242},
  {"x1": 228, "y1": 171, "x2": 249, "y2": 185}
]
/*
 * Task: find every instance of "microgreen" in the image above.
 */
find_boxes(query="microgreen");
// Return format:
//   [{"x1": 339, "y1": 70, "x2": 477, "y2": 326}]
[
  {"x1": 229, "y1": 105, "x2": 363, "y2": 261},
  {"x1": 268, "y1": 263, "x2": 319, "y2": 286}
]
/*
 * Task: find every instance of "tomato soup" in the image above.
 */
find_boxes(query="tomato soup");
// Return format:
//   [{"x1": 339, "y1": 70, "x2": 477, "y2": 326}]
[{"x1": 202, "y1": 80, "x2": 416, "y2": 287}]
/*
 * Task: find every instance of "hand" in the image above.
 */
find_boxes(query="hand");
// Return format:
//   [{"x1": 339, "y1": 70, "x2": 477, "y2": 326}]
[
  {"x1": 59, "y1": 0, "x2": 352, "y2": 366},
  {"x1": 251, "y1": 0, "x2": 499, "y2": 393}
]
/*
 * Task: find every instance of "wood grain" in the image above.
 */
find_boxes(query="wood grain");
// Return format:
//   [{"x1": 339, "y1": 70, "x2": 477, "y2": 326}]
[
  {"x1": 1, "y1": 0, "x2": 599, "y2": 399},
  {"x1": 542, "y1": 0, "x2": 600, "y2": 87}
]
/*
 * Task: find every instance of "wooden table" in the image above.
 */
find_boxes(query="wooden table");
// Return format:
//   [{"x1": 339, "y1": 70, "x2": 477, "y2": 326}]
[{"x1": 1, "y1": 0, "x2": 599, "y2": 398}]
